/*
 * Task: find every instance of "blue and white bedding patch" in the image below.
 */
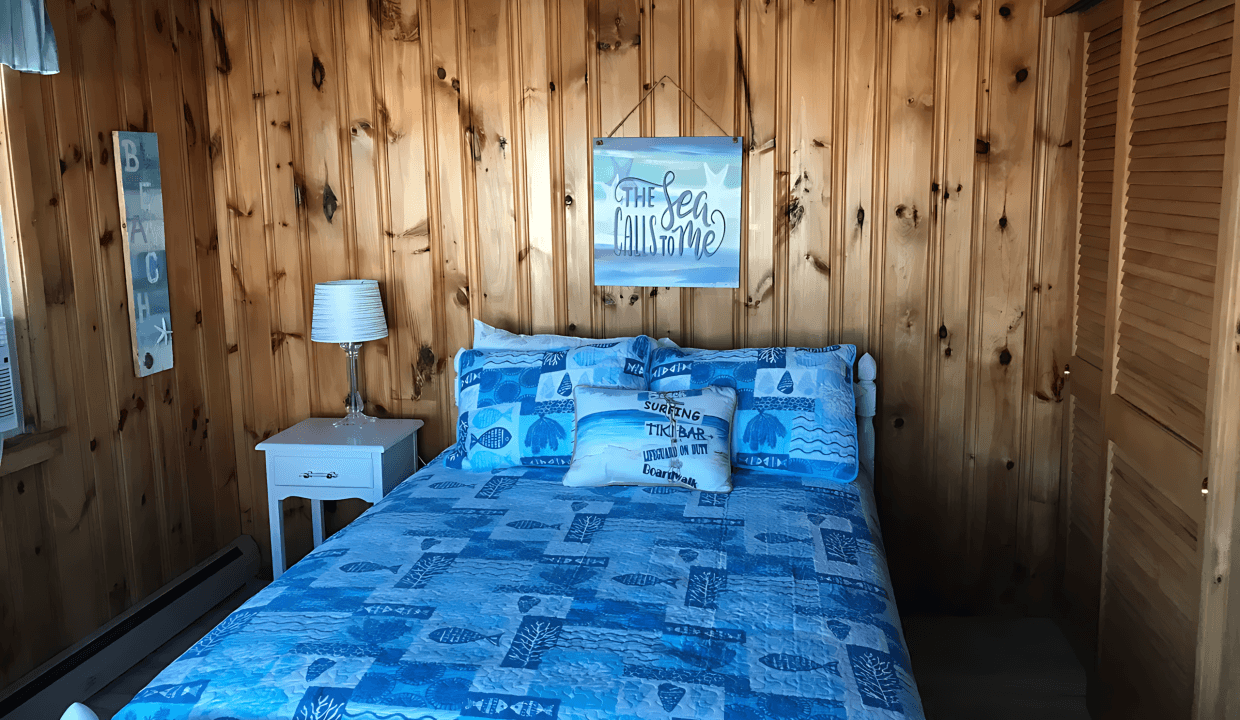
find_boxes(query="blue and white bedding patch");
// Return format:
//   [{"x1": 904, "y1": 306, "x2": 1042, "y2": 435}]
[
  {"x1": 564, "y1": 385, "x2": 737, "y2": 492},
  {"x1": 112, "y1": 457, "x2": 924, "y2": 720},
  {"x1": 649, "y1": 345, "x2": 859, "y2": 481},
  {"x1": 447, "y1": 337, "x2": 655, "y2": 471}
]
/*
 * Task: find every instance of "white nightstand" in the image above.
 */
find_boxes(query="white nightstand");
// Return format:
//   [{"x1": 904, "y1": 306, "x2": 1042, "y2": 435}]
[{"x1": 256, "y1": 417, "x2": 422, "y2": 578}]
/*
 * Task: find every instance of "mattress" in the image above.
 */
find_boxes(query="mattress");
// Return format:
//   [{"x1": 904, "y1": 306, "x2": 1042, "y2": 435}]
[{"x1": 113, "y1": 458, "x2": 924, "y2": 720}]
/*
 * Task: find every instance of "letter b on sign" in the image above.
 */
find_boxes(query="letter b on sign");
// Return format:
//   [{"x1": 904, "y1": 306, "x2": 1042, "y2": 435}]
[{"x1": 122, "y1": 139, "x2": 140, "y2": 172}]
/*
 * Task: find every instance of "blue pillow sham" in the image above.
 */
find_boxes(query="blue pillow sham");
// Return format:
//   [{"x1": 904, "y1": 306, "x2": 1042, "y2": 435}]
[
  {"x1": 647, "y1": 344, "x2": 859, "y2": 481},
  {"x1": 447, "y1": 336, "x2": 654, "y2": 471}
]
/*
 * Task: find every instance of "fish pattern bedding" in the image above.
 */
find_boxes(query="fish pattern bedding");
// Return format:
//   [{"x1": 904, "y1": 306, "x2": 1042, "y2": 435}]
[{"x1": 114, "y1": 458, "x2": 924, "y2": 720}]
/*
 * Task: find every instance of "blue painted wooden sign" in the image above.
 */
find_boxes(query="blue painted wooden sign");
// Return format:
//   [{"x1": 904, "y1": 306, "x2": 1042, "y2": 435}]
[
  {"x1": 592, "y1": 136, "x2": 742, "y2": 288},
  {"x1": 113, "y1": 131, "x2": 173, "y2": 377}
]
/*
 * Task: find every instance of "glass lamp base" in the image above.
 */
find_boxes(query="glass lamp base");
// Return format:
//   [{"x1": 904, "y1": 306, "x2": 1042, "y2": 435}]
[
  {"x1": 335, "y1": 387, "x2": 375, "y2": 427},
  {"x1": 334, "y1": 410, "x2": 377, "y2": 427}
]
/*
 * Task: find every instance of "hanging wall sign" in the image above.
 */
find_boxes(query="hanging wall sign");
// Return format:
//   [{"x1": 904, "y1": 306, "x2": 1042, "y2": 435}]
[
  {"x1": 112, "y1": 131, "x2": 173, "y2": 377},
  {"x1": 592, "y1": 136, "x2": 742, "y2": 288}
]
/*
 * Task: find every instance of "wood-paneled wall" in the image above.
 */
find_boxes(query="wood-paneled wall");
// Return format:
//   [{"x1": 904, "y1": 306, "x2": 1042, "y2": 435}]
[
  {"x1": 0, "y1": 0, "x2": 237, "y2": 690},
  {"x1": 202, "y1": 0, "x2": 1080, "y2": 612}
]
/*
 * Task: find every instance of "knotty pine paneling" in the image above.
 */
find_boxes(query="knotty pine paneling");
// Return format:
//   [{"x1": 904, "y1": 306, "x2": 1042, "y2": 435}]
[
  {"x1": 0, "y1": 0, "x2": 238, "y2": 691},
  {"x1": 201, "y1": 0, "x2": 1079, "y2": 614}
]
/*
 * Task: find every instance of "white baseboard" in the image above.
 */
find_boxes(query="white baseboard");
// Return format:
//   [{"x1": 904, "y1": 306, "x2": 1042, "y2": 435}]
[{"x1": 0, "y1": 535, "x2": 259, "y2": 720}]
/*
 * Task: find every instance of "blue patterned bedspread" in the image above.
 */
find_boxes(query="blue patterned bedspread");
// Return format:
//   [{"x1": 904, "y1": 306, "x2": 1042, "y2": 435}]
[{"x1": 115, "y1": 458, "x2": 924, "y2": 720}]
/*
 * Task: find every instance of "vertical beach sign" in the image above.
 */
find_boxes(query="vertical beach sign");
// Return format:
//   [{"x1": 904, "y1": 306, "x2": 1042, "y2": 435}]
[
  {"x1": 592, "y1": 136, "x2": 742, "y2": 288},
  {"x1": 113, "y1": 131, "x2": 173, "y2": 376}
]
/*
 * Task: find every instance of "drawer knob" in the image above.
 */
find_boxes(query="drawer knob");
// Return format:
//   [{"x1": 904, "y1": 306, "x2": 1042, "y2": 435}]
[{"x1": 301, "y1": 471, "x2": 339, "y2": 479}]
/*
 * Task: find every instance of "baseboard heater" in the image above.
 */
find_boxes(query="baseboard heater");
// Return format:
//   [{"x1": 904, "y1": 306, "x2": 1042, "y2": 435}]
[{"x1": 0, "y1": 535, "x2": 260, "y2": 720}]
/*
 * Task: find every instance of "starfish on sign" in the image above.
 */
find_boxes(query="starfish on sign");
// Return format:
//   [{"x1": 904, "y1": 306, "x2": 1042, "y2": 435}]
[{"x1": 155, "y1": 318, "x2": 173, "y2": 345}]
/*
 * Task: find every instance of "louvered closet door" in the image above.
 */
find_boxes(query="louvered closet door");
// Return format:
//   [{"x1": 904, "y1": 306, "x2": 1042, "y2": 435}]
[
  {"x1": 1065, "y1": 0, "x2": 1122, "y2": 638},
  {"x1": 1091, "y1": 0, "x2": 1231, "y2": 715}
]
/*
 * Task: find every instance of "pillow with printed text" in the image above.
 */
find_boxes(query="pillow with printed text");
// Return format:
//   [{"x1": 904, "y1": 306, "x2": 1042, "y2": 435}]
[
  {"x1": 647, "y1": 344, "x2": 859, "y2": 481},
  {"x1": 563, "y1": 385, "x2": 737, "y2": 493},
  {"x1": 446, "y1": 337, "x2": 655, "y2": 471}
]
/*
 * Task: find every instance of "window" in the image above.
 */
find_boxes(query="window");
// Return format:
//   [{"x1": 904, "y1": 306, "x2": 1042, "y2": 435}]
[{"x1": 0, "y1": 208, "x2": 26, "y2": 440}]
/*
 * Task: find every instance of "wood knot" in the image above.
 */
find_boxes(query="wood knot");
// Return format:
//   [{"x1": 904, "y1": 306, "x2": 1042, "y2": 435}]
[
  {"x1": 893, "y1": 417, "x2": 905, "y2": 429},
  {"x1": 999, "y1": 4, "x2": 1012, "y2": 17},
  {"x1": 1015, "y1": 68, "x2": 1028, "y2": 83},
  {"x1": 323, "y1": 182, "x2": 338, "y2": 222},
  {"x1": 894, "y1": 204, "x2": 920, "y2": 227},
  {"x1": 999, "y1": 348, "x2": 1012, "y2": 365},
  {"x1": 210, "y1": 9, "x2": 232, "y2": 74},
  {"x1": 786, "y1": 197, "x2": 805, "y2": 231},
  {"x1": 311, "y1": 55, "x2": 326, "y2": 90},
  {"x1": 975, "y1": 139, "x2": 990, "y2": 154}
]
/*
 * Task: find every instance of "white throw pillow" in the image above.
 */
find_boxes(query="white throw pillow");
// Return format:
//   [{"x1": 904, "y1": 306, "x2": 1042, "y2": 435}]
[
  {"x1": 473, "y1": 319, "x2": 679, "y2": 351},
  {"x1": 563, "y1": 385, "x2": 737, "y2": 493}
]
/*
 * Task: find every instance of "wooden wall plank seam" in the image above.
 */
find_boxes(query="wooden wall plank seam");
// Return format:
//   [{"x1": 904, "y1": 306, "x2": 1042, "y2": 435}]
[
  {"x1": 1020, "y1": 9, "x2": 1080, "y2": 611},
  {"x1": 880, "y1": 0, "x2": 938, "y2": 608}
]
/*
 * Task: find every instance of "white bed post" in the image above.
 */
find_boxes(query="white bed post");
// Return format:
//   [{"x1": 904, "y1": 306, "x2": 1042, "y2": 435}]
[
  {"x1": 854, "y1": 353, "x2": 877, "y2": 479},
  {"x1": 60, "y1": 703, "x2": 98, "y2": 720}
]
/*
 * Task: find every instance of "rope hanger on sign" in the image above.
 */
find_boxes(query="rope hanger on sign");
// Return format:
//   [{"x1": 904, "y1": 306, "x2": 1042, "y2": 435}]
[{"x1": 601, "y1": 74, "x2": 738, "y2": 141}]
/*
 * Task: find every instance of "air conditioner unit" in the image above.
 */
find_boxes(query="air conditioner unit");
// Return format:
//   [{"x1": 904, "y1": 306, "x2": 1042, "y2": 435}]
[{"x1": 0, "y1": 315, "x2": 21, "y2": 434}]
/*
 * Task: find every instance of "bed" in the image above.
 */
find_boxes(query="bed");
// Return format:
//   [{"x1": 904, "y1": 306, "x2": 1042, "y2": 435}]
[{"x1": 105, "y1": 354, "x2": 925, "y2": 720}]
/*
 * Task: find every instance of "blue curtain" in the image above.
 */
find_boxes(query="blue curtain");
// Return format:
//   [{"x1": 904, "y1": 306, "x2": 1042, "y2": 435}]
[{"x1": 0, "y1": 0, "x2": 58, "y2": 75}]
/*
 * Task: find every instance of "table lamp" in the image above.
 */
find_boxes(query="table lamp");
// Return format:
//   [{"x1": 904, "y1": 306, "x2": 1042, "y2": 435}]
[{"x1": 311, "y1": 280, "x2": 388, "y2": 426}]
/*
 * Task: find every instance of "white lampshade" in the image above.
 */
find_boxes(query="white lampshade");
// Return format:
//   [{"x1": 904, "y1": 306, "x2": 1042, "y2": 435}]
[{"x1": 311, "y1": 280, "x2": 388, "y2": 343}]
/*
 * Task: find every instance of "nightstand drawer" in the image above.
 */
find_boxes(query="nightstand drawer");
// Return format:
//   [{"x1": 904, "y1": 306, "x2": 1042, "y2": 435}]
[{"x1": 267, "y1": 453, "x2": 374, "y2": 489}]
